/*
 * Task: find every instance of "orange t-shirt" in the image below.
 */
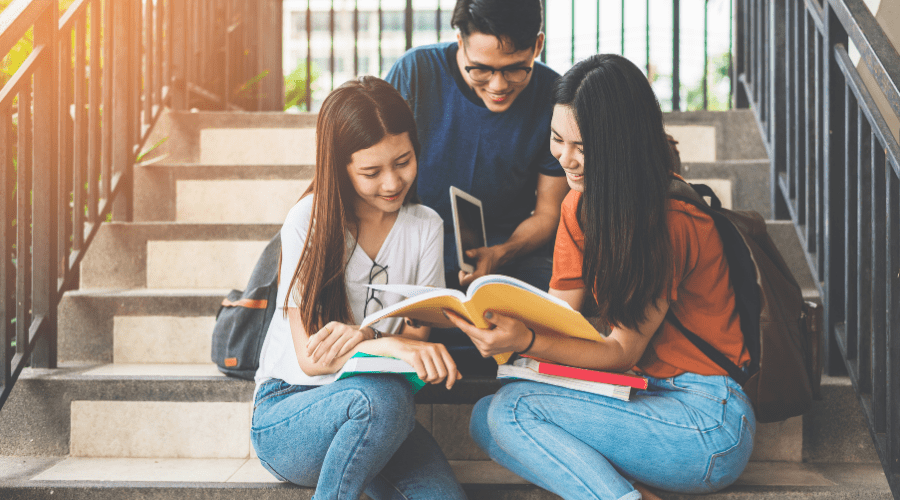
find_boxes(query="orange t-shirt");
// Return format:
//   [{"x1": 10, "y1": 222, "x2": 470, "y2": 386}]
[{"x1": 549, "y1": 189, "x2": 750, "y2": 378}]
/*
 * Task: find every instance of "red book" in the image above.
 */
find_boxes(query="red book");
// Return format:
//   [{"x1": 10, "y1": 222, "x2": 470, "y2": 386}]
[{"x1": 519, "y1": 356, "x2": 649, "y2": 390}]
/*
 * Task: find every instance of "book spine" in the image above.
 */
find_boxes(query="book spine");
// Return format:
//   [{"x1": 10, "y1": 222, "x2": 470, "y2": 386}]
[{"x1": 532, "y1": 361, "x2": 648, "y2": 390}]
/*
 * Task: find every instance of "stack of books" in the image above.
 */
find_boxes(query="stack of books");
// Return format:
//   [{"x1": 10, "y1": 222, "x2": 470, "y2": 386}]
[{"x1": 497, "y1": 356, "x2": 649, "y2": 401}]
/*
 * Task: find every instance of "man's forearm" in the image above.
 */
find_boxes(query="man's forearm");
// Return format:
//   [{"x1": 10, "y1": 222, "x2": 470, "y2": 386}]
[{"x1": 493, "y1": 211, "x2": 559, "y2": 266}]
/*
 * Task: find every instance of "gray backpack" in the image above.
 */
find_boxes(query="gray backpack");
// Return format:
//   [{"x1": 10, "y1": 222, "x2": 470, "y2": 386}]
[{"x1": 211, "y1": 233, "x2": 281, "y2": 380}]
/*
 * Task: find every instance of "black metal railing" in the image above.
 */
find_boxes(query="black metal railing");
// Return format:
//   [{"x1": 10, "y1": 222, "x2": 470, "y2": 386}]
[
  {"x1": 0, "y1": 0, "x2": 282, "y2": 411},
  {"x1": 735, "y1": 0, "x2": 899, "y2": 497},
  {"x1": 286, "y1": 0, "x2": 733, "y2": 112}
]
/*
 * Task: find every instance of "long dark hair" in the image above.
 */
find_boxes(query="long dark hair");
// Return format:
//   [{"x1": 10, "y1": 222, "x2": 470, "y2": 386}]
[
  {"x1": 285, "y1": 76, "x2": 421, "y2": 334},
  {"x1": 552, "y1": 54, "x2": 675, "y2": 330}
]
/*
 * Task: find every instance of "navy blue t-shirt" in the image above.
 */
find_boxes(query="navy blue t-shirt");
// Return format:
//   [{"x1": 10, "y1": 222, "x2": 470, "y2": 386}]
[{"x1": 386, "y1": 42, "x2": 564, "y2": 272}]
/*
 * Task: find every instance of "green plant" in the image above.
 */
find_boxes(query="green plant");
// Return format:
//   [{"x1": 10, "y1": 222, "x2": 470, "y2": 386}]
[{"x1": 284, "y1": 62, "x2": 319, "y2": 112}]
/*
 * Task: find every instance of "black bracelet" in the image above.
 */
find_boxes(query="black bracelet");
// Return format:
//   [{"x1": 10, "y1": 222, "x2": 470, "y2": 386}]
[{"x1": 515, "y1": 327, "x2": 537, "y2": 355}]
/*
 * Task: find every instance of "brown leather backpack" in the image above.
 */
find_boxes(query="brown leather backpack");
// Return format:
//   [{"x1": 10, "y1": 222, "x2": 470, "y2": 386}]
[{"x1": 667, "y1": 179, "x2": 823, "y2": 423}]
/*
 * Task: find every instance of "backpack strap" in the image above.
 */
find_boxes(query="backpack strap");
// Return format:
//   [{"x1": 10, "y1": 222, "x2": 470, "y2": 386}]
[
  {"x1": 666, "y1": 177, "x2": 748, "y2": 385},
  {"x1": 665, "y1": 310, "x2": 748, "y2": 385}
]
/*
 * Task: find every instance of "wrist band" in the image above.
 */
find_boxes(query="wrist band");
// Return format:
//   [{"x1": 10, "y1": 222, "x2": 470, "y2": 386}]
[
  {"x1": 369, "y1": 327, "x2": 383, "y2": 339},
  {"x1": 515, "y1": 327, "x2": 536, "y2": 355}
]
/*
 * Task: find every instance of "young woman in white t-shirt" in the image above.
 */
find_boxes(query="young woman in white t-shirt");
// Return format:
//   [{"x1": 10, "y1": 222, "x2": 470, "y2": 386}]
[{"x1": 251, "y1": 76, "x2": 466, "y2": 500}]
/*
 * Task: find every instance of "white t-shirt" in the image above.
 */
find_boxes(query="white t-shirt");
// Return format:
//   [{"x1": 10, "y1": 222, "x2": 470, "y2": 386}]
[{"x1": 254, "y1": 196, "x2": 445, "y2": 387}]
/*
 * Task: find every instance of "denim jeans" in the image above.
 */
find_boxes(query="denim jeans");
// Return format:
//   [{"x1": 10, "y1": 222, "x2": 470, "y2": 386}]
[
  {"x1": 252, "y1": 374, "x2": 466, "y2": 500},
  {"x1": 470, "y1": 372, "x2": 756, "y2": 500}
]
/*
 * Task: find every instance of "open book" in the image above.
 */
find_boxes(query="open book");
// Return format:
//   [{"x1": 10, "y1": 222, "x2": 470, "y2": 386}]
[
  {"x1": 336, "y1": 352, "x2": 425, "y2": 393},
  {"x1": 497, "y1": 357, "x2": 637, "y2": 401},
  {"x1": 361, "y1": 274, "x2": 604, "y2": 365}
]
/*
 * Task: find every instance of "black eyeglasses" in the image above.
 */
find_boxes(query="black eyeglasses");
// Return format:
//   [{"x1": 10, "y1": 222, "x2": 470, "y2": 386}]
[
  {"x1": 463, "y1": 65, "x2": 533, "y2": 84},
  {"x1": 364, "y1": 262, "x2": 388, "y2": 317},
  {"x1": 460, "y1": 44, "x2": 533, "y2": 84}
]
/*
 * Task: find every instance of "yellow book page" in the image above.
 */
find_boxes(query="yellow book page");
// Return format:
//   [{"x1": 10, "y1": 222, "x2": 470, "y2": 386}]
[
  {"x1": 466, "y1": 283, "x2": 603, "y2": 364},
  {"x1": 361, "y1": 294, "x2": 477, "y2": 328}
]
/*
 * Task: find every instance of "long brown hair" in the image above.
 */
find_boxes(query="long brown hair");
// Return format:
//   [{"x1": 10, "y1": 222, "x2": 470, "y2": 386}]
[
  {"x1": 552, "y1": 54, "x2": 675, "y2": 330},
  {"x1": 285, "y1": 76, "x2": 421, "y2": 334}
]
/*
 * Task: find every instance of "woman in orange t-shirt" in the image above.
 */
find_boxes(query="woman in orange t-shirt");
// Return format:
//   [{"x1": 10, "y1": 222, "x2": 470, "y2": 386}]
[{"x1": 445, "y1": 54, "x2": 755, "y2": 500}]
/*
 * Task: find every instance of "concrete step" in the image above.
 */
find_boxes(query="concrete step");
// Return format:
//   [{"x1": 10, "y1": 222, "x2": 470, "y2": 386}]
[
  {"x1": 0, "y1": 457, "x2": 890, "y2": 499},
  {"x1": 139, "y1": 111, "x2": 317, "y2": 167},
  {"x1": 0, "y1": 363, "x2": 874, "y2": 465},
  {"x1": 134, "y1": 163, "x2": 314, "y2": 223},
  {"x1": 681, "y1": 159, "x2": 771, "y2": 218},
  {"x1": 79, "y1": 223, "x2": 278, "y2": 290},
  {"x1": 663, "y1": 109, "x2": 769, "y2": 161},
  {"x1": 58, "y1": 288, "x2": 226, "y2": 364}
]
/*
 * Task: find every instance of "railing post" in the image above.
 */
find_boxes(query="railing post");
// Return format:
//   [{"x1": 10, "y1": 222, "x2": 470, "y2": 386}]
[
  {"x1": 112, "y1": 0, "x2": 134, "y2": 221},
  {"x1": 31, "y1": 1, "x2": 59, "y2": 369},
  {"x1": 733, "y1": 0, "x2": 749, "y2": 108},
  {"x1": 171, "y1": 0, "x2": 188, "y2": 111},
  {"x1": 822, "y1": 0, "x2": 848, "y2": 375},
  {"x1": 768, "y1": 0, "x2": 788, "y2": 219}
]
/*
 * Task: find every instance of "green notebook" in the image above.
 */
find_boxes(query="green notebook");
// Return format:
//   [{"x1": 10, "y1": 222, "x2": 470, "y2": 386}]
[{"x1": 335, "y1": 352, "x2": 426, "y2": 393}]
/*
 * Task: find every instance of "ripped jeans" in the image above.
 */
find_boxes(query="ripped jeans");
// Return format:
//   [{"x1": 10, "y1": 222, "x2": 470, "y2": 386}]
[
  {"x1": 252, "y1": 374, "x2": 466, "y2": 500},
  {"x1": 470, "y1": 372, "x2": 755, "y2": 500}
]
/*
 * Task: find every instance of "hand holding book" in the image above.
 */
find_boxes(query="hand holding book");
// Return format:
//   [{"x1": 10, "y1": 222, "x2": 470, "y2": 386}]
[{"x1": 361, "y1": 274, "x2": 605, "y2": 364}]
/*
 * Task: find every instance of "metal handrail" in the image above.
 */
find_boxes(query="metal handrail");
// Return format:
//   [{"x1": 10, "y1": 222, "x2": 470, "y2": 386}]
[
  {"x1": 0, "y1": 0, "x2": 283, "y2": 411},
  {"x1": 735, "y1": 0, "x2": 900, "y2": 497}
]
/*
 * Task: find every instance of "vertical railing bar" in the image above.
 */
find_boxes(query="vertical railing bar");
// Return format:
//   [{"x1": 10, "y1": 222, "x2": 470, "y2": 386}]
[
  {"x1": 32, "y1": 3, "x2": 58, "y2": 367},
  {"x1": 728, "y1": 0, "x2": 733, "y2": 108},
  {"x1": 58, "y1": 26, "x2": 72, "y2": 275},
  {"x1": 73, "y1": 13, "x2": 87, "y2": 253},
  {"x1": 112, "y1": 0, "x2": 134, "y2": 222},
  {"x1": 596, "y1": 0, "x2": 600, "y2": 54},
  {"x1": 786, "y1": 1, "x2": 795, "y2": 201},
  {"x1": 354, "y1": 0, "x2": 359, "y2": 76},
  {"x1": 223, "y1": 0, "x2": 230, "y2": 109},
  {"x1": 102, "y1": 0, "x2": 112, "y2": 202},
  {"x1": 436, "y1": 2, "x2": 441, "y2": 43},
  {"x1": 809, "y1": 28, "x2": 819, "y2": 252},
  {"x1": 541, "y1": 0, "x2": 547, "y2": 64},
  {"x1": 889, "y1": 161, "x2": 900, "y2": 476},
  {"x1": 570, "y1": 0, "x2": 575, "y2": 65},
  {"x1": 15, "y1": 87, "x2": 32, "y2": 357},
  {"x1": 156, "y1": 0, "x2": 164, "y2": 107},
  {"x1": 378, "y1": 1, "x2": 383, "y2": 76},
  {"x1": 165, "y1": 0, "x2": 173, "y2": 102},
  {"x1": 824, "y1": 3, "x2": 849, "y2": 374},
  {"x1": 645, "y1": 0, "x2": 650, "y2": 76},
  {"x1": 306, "y1": 0, "x2": 311, "y2": 111},
  {"x1": 405, "y1": 0, "x2": 412, "y2": 51},
  {"x1": 330, "y1": 1, "x2": 335, "y2": 92},
  {"x1": 703, "y1": 0, "x2": 708, "y2": 110},
  {"x1": 144, "y1": 0, "x2": 153, "y2": 125},
  {"x1": 620, "y1": 0, "x2": 625, "y2": 55},
  {"x1": 857, "y1": 97, "x2": 873, "y2": 389},
  {"x1": 749, "y1": 0, "x2": 756, "y2": 106},
  {"x1": 844, "y1": 86, "x2": 858, "y2": 360},
  {"x1": 0, "y1": 109, "x2": 9, "y2": 386},
  {"x1": 132, "y1": 0, "x2": 142, "y2": 146},
  {"x1": 88, "y1": 0, "x2": 100, "y2": 224},
  {"x1": 872, "y1": 130, "x2": 887, "y2": 433},
  {"x1": 672, "y1": 0, "x2": 680, "y2": 111}
]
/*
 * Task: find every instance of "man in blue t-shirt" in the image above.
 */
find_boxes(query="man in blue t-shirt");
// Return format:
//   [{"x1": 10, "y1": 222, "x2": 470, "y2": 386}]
[{"x1": 386, "y1": 0, "x2": 569, "y2": 294}]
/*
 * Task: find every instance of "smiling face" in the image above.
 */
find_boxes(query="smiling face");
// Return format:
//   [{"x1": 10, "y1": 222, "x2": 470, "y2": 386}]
[
  {"x1": 346, "y1": 132, "x2": 417, "y2": 217},
  {"x1": 456, "y1": 31, "x2": 543, "y2": 113},
  {"x1": 550, "y1": 105, "x2": 585, "y2": 192}
]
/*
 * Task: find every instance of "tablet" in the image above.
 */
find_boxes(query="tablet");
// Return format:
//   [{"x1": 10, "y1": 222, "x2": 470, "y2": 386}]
[{"x1": 449, "y1": 186, "x2": 487, "y2": 274}]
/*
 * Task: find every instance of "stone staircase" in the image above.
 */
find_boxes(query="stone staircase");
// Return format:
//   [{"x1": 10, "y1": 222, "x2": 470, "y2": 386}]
[{"x1": 0, "y1": 109, "x2": 892, "y2": 499}]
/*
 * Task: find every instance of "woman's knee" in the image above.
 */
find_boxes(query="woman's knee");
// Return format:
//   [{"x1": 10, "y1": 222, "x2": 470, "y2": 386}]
[
  {"x1": 469, "y1": 395, "x2": 494, "y2": 450},
  {"x1": 345, "y1": 375, "x2": 416, "y2": 433}
]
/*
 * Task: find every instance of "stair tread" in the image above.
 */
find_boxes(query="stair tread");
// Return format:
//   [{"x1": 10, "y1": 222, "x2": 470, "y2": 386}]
[{"x1": 0, "y1": 457, "x2": 890, "y2": 498}]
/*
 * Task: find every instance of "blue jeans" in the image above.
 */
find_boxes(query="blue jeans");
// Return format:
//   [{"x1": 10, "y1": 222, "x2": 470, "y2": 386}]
[
  {"x1": 470, "y1": 372, "x2": 755, "y2": 500},
  {"x1": 252, "y1": 375, "x2": 466, "y2": 500}
]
